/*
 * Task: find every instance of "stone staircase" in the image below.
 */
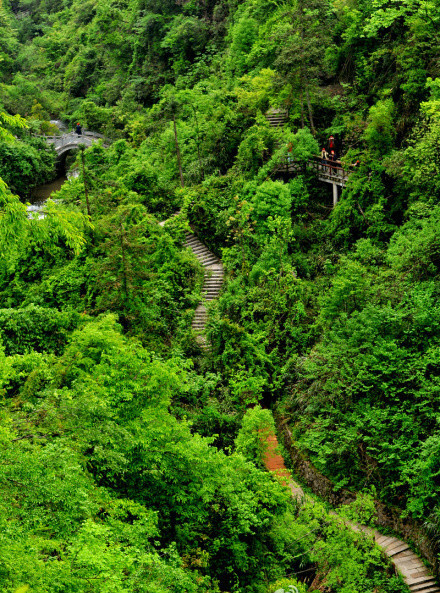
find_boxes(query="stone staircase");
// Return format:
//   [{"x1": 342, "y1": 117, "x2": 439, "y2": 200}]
[
  {"x1": 184, "y1": 232, "x2": 224, "y2": 338},
  {"x1": 265, "y1": 108, "x2": 289, "y2": 128},
  {"x1": 263, "y1": 432, "x2": 440, "y2": 593},
  {"x1": 355, "y1": 529, "x2": 440, "y2": 593}
]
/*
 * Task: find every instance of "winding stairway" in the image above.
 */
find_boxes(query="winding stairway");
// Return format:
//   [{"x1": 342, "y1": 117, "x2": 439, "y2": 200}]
[
  {"x1": 184, "y1": 232, "x2": 224, "y2": 337},
  {"x1": 264, "y1": 433, "x2": 440, "y2": 593},
  {"x1": 159, "y1": 215, "x2": 224, "y2": 339},
  {"x1": 265, "y1": 108, "x2": 289, "y2": 128}
]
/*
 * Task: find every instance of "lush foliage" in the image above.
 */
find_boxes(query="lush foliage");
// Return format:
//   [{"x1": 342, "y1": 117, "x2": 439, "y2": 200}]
[{"x1": 2, "y1": 0, "x2": 440, "y2": 589}]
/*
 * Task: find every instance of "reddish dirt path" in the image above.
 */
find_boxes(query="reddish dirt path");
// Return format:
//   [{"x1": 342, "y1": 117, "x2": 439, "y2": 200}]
[{"x1": 263, "y1": 433, "x2": 291, "y2": 487}]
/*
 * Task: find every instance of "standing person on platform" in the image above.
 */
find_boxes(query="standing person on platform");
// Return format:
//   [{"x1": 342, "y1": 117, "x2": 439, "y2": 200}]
[
  {"x1": 75, "y1": 122, "x2": 82, "y2": 136},
  {"x1": 320, "y1": 147, "x2": 328, "y2": 172},
  {"x1": 328, "y1": 150, "x2": 337, "y2": 172},
  {"x1": 328, "y1": 134, "x2": 335, "y2": 153}
]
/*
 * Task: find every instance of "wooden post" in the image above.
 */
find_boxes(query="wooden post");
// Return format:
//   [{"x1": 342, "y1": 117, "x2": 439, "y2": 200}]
[{"x1": 333, "y1": 183, "x2": 338, "y2": 207}]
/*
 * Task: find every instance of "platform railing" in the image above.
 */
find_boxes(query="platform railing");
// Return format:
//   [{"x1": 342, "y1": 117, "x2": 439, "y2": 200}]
[{"x1": 279, "y1": 156, "x2": 351, "y2": 186}]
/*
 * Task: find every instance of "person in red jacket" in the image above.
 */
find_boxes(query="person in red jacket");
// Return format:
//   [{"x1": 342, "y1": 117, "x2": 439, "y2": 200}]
[{"x1": 328, "y1": 134, "x2": 335, "y2": 152}]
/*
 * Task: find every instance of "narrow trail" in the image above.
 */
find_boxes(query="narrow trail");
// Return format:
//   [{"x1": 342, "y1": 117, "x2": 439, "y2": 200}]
[
  {"x1": 263, "y1": 432, "x2": 440, "y2": 593},
  {"x1": 159, "y1": 219, "x2": 224, "y2": 340},
  {"x1": 184, "y1": 232, "x2": 224, "y2": 340}
]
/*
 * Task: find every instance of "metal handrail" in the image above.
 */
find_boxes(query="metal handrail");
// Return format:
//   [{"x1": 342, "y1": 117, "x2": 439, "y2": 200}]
[{"x1": 280, "y1": 156, "x2": 351, "y2": 185}]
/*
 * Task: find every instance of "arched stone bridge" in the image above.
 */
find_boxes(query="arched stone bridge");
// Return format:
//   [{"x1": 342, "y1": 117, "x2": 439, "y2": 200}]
[{"x1": 44, "y1": 131, "x2": 109, "y2": 156}]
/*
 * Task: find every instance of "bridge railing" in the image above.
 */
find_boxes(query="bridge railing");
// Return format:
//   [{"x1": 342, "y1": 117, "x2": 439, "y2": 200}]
[
  {"x1": 38, "y1": 130, "x2": 111, "y2": 153},
  {"x1": 278, "y1": 156, "x2": 351, "y2": 186},
  {"x1": 39, "y1": 130, "x2": 109, "y2": 143}
]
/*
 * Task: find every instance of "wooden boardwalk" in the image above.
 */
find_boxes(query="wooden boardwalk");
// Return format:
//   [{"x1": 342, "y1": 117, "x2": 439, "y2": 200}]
[{"x1": 263, "y1": 432, "x2": 440, "y2": 593}]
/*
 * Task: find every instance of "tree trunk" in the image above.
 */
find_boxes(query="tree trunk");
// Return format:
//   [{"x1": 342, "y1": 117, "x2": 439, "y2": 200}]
[
  {"x1": 300, "y1": 90, "x2": 305, "y2": 129},
  {"x1": 119, "y1": 222, "x2": 129, "y2": 307},
  {"x1": 305, "y1": 85, "x2": 316, "y2": 136},
  {"x1": 192, "y1": 107, "x2": 204, "y2": 181},
  {"x1": 172, "y1": 113, "x2": 185, "y2": 188},
  {"x1": 80, "y1": 146, "x2": 91, "y2": 217}
]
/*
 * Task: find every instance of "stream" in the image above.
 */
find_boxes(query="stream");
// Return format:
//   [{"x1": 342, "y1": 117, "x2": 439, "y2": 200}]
[
  {"x1": 27, "y1": 175, "x2": 67, "y2": 217},
  {"x1": 27, "y1": 120, "x2": 76, "y2": 216}
]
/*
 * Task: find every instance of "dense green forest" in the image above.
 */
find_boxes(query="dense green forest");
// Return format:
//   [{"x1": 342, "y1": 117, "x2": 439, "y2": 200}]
[{"x1": 2, "y1": 0, "x2": 440, "y2": 590}]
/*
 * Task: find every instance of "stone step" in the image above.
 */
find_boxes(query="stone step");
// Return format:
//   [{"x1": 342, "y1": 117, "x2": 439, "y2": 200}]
[
  {"x1": 198, "y1": 257, "x2": 220, "y2": 266},
  {"x1": 376, "y1": 535, "x2": 398, "y2": 546},
  {"x1": 406, "y1": 576, "x2": 438, "y2": 587},
  {"x1": 408, "y1": 584, "x2": 440, "y2": 593},
  {"x1": 196, "y1": 252, "x2": 217, "y2": 260},
  {"x1": 410, "y1": 584, "x2": 440, "y2": 592},
  {"x1": 191, "y1": 250, "x2": 216, "y2": 260},
  {"x1": 394, "y1": 549, "x2": 419, "y2": 561},
  {"x1": 266, "y1": 114, "x2": 288, "y2": 120},
  {"x1": 404, "y1": 569, "x2": 433, "y2": 580},
  {"x1": 386, "y1": 543, "x2": 410, "y2": 556},
  {"x1": 188, "y1": 245, "x2": 213, "y2": 255},
  {"x1": 398, "y1": 559, "x2": 424, "y2": 569},
  {"x1": 188, "y1": 244, "x2": 212, "y2": 254}
]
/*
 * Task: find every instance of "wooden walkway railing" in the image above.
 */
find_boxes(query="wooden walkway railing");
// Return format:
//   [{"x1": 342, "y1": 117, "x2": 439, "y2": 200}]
[{"x1": 278, "y1": 157, "x2": 351, "y2": 187}]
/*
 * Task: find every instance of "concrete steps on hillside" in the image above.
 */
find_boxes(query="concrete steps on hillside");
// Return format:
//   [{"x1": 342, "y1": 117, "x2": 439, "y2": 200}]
[
  {"x1": 185, "y1": 232, "x2": 224, "y2": 343},
  {"x1": 265, "y1": 109, "x2": 289, "y2": 127}
]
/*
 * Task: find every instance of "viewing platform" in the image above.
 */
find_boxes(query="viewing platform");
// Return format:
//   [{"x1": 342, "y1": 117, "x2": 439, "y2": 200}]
[{"x1": 278, "y1": 157, "x2": 351, "y2": 206}]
